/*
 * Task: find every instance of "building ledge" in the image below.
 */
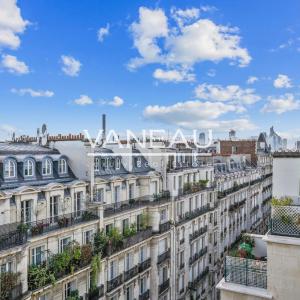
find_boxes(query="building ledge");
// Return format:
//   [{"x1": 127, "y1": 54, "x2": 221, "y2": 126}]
[
  {"x1": 216, "y1": 278, "x2": 273, "y2": 299},
  {"x1": 263, "y1": 232, "x2": 300, "y2": 246}
]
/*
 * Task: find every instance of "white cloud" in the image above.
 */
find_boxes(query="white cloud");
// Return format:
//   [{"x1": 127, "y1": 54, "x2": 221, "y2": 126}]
[
  {"x1": 143, "y1": 100, "x2": 255, "y2": 131},
  {"x1": 129, "y1": 7, "x2": 251, "y2": 71},
  {"x1": 170, "y1": 7, "x2": 200, "y2": 28},
  {"x1": 1, "y1": 54, "x2": 29, "y2": 74},
  {"x1": 97, "y1": 23, "x2": 110, "y2": 42},
  {"x1": 273, "y1": 74, "x2": 292, "y2": 88},
  {"x1": 261, "y1": 93, "x2": 300, "y2": 114},
  {"x1": 11, "y1": 88, "x2": 54, "y2": 97},
  {"x1": 0, "y1": 0, "x2": 29, "y2": 49},
  {"x1": 194, "y1": 83, "x2": 261, "y2": 105},
  {"x1": 128, "y1": 7, "x2": 168, "y2": 69},
  {"x1": 247, "y1": 76, "x2": 258, "y2": 84},
  {"x1": 74, "y1": 95, "x2": 93, "y2": 106},
  {"x1": 153, "y1": 68, "x2": 195, "y2": 82},
  {"x1": 101, "y1": 96, "x2": 124, "y2": 107},
  {"x1": 61, "y1": 55, "x2": 81, "y2": 77}
]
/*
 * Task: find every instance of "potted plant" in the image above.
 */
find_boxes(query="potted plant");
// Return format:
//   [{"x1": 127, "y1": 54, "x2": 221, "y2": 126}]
[{"x1": 31, "y1": 223, "x2": 44, "y2": 236}]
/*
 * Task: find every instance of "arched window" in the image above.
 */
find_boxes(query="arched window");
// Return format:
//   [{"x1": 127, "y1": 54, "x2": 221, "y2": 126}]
[
  {"x1": 4, "y1": 159, "x2": 16, "y2": 178},
  {"x1": 24, "y1": 159, "x2": 34, "y2": 177},
  {"x1": 42, "y1": 158, "x2": 52, "y2": 176},
  {"x1": 58, "y1": 158, "x2": 67, "y2": 174}
]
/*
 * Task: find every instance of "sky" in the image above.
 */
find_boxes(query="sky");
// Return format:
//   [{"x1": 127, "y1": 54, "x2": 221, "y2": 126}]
[{"x1": 0, "y1": 0, "x2": 300, "y2": 144}]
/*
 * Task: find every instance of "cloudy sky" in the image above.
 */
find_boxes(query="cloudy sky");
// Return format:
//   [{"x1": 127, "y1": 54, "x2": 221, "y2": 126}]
[{"x1": 1, "y1": 0, "x2": 300, "y2": 142}]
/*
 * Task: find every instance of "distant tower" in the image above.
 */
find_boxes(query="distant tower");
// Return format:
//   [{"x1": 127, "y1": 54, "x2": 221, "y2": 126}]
[
  {"x1": 199, "y1": 132, "x2": 205, "y2": 145},
  {"x1": 229, "y1": 129, "x2": 236, "y2": 140}
]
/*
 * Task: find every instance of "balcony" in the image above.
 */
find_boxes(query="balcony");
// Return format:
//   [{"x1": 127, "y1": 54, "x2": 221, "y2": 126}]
[
  {"x1": 86, "y1": 285, "x2": 104, "y2": 300},
  {"x1": 159, "y1": 278, "x2": 170, "y2": 294},
  {"x1": 107, "y1": 274, "x2": 123, "y2": 292},
  {"x1": 189, "y1": 246, "x2": 207, "y2": 265},
  {"x1": 224, "y1": 256, "x2": 267, "y2": 289},
  {"x1": 177, "y1": 204, "x2": 211, "y2": 225},
  {"x1": 139, "y1": 289, "x2": 150, "y2": 300},
  {"x1": 139, "y1": 258, "x2": 151, "y2": 273},
  {"x1": 189, "y1": 225, "x2": 208, "y2": 241},
  {"x1": 124, "y1": 265, "x2": 139, "y2": 282},
  {"x1": 104, "y1": 227, "x2": 152, "y2": 256},
  {"x1": 157, "y1": 248, "x2": 170, "y2": 264},
  {"x1": 217, "y1": 182, "x2": 249, "y2": 199},
  {"x1": 158, "y1": 221, "x2": 171, "y2": 234},
  {"x1": 250, "y1": 204, "x2": 260, "y2": 214},
  {"x1": 177, "y1": 182, "x2": 209, "y2": 198},
  {"x1": 0, "y1": 210, "x2": 98, "y2": 251},
  {"x1": 0, "y1": 273, "x2": 22, "y2": 300},
  {"x1": 103, "y1": 191, "x2": 171, "y2": 217},
  {"x1": 188, "y1": 267, "x2": 209, "y2": 290}
]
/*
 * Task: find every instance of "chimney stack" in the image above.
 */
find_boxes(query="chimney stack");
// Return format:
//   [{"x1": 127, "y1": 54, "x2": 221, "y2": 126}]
[{"x1": 102, "y1": 114, "x2": 106, "y2": 141}]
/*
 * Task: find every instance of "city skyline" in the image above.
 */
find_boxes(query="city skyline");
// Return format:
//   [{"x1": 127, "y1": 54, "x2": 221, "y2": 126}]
[{"x1": 1, "y1": 0, "x2": 300, "y2": 144}]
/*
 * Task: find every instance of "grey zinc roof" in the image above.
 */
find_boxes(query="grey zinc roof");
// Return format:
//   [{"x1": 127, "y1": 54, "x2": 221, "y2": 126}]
[{"x1": 0, "y1": 142, "x2": 59, "y2": 155}]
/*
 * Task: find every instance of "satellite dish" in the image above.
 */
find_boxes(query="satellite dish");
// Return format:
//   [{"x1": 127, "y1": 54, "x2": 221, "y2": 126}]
[{"x1": 42, "y1": 124, "x2": 47, "y2": 135}]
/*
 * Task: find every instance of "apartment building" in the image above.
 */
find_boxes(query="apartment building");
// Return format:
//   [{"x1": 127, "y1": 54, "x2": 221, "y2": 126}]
[
  {"x1": 217, "y1": 150, "x2": 300, "y2": 300},
  {"x1": 0, "y1": 123, "x2": 272, "y2": 300}
]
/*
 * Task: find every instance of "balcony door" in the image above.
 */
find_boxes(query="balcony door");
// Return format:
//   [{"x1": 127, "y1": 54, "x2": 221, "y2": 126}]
[
  {"x1": 114, "y1": 186, "x2": 121, "y2": 206},
  {"x1": 74, "y1": 191, "x2": 82, "y2": 216},
  {"x1": 50, "y1": 196, "x2": 59, "y2": 223},
  {"x1": 21, "y1": 199, "x2": 32, "y2": 223}
]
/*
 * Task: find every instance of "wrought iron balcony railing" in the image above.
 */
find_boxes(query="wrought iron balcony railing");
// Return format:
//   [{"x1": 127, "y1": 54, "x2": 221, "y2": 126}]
[
  {"x1": 139, "y1": 289, "x2": 150, "y2": 300},
  {"x1": 224, "y1": 256, "x2": 267, "y2": 289},
  {"x1": 159, "y1": 278, "x2": 170, "y2": 294},
  {"x1": 188, "y1": 267, "x2": 209, "y2": 290},
  {"x1": 189, "y1": 225, "x2": 208, "y2": 242},
  {"x1": 157, "y1": 248, "x2": 171, "y2": 264},
  {"x1": 158, "y1": 221, "x2": 171, "y2": 233},
  {"x1": 86, "y1": 285, "x2": 104, "y2": 300},
  {"x1": 138, "y1": 258, "x2": 151, "y2": 273},
  {"x1": 124, "y1": 265, "x2": 139, "y2": 282},
  {"x1": 107, "y1": 274, "x2": 123, "y2": 293},
  {"x1": 189, "y1": 246, "x2": 207, "y2": 265}
]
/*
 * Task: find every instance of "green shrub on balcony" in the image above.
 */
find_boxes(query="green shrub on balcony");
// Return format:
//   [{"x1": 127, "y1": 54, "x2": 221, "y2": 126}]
[
  {"x1": 66, "y1": 290, "x2": 81, "y2": 300},
  {"x1": 183, "y1": 182, "x2": 192, "y2": 192},
  {"x1": 28, "y1": 264, "x2": 55, "y2": 290},
  {"x1": 0, "y1": 272, "x2": 21, "y2": 300},
  {"x1": 271, "y1": 197, "x2": 293, "y2": 206},
  {"x1": 123, "y1": 223, "x2": 137, "y2": 238}
]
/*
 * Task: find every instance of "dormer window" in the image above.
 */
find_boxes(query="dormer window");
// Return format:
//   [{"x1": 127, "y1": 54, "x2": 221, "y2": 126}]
[
  {"x1": 4, "y1": 159, "x2": 16, "y2": 178},
  {"x1": 24, "y1": 159, "x2": 34, "y2": 177},
  {"x1": 136, "y1": 157, "x2": 142, "y2": 168},
  {"x1": 58, "y1": 158, "x2": 67, "y2": 174},
  {"x1": 42, "y1": 158, "x2": 52, "y2": 176},
  {"x1": 116, "y1": 158, "x2": 120, "y2": 170},
  {"x1": 94, "y1": 158, "x2": 100, "y2": 171}
]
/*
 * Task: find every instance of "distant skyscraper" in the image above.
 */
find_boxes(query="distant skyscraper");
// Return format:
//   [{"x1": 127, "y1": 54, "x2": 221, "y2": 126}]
[
  {"x1": 296, "y1": 141, "x2": 300, "y2": 150},
  {"x1": 199, "y1": 132, "x2": 206, "y2": 145}
]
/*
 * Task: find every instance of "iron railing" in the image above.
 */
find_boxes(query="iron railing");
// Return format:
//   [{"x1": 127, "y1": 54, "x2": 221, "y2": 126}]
[
  {"x1": 138, "y1": 258, "x2": 151, "y2": 273},
  {"x1": 124, "y1": 265, "x2": 138, "y2": 282},
  {"x1": 139, "y1": 289, "x2": 150, "y2": 300},
  {"x1": 159, "y1": 278, "x2": 170, "y2": 294},
  {"x1": 188, "y1": 267, "x2": 209, "y2": 290},
  {"x1": 271, "y1": 205, "x2": 300, "y2": 237},
  {"x1": 0, "y1": 231, "x2": 27, "y2": 251},
  {"x1": 189, "y1": 246, "x2": 207, "y2": 265},
  {"x1": 85, "y1": 285, "x2": 104, "y2": 300},
  {"x1": 157, "y1": 249, "x2": 170, "y2": 264},
  {"x1": 159, "y1": 221, "x2": 171, "y2": 233},
  {"x1": 177, "y1": 204, "x2": 211, "y2": 225},
  {"x1": 107, "y1": 274, "x2": 123, "y2": 293},
  {"x1": 224, "y1": 256, "x2": 267, "y2": 289}
]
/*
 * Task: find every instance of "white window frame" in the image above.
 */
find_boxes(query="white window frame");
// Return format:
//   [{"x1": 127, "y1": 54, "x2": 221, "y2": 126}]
[
  {"x1": 24, "y1": 159, "x2": 34, "y2": 177},
  {"x1": 4, "y1": 159, "x2": 16, "y2": 178},
  {"x1": 31, "y1": 245, "x2": 45, "y2": 266},
  {"x1": 42, "y1": 158, "x2": 52, "y2": 176},
  {"x1": 58, "y1": 158, "x2": 67, "y2": 174},
  {"x1": 60, "y1": 236, "x2": 71, "y2": 253}
]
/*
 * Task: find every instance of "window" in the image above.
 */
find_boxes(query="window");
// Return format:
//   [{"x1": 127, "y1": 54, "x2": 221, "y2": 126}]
[
  {"x1": 122, "y1": 218, "x2": 129, "y2": 235},
  {"x1": 31, "y1": 246, "x2": 45, "y2": 266},
  {"x1": 95, "y1": 188, "x2": 104, "y2": 202},
  {"x1": 139, "y1": 245, "x2": 147, "y2": 263},
  {"x1": 42, "y1": 158, "x2": 52, "y2": 176},
  {"x1": 21, "y1": 200, "x2": 32, "y2": 223},
  {"x1": 4, "y1": 159, "x2": 16, "y2": 178},
  {"x1": 60, "y1": 237, "x2": 71, "y2": 253},
  {"x1": 24, "y1": 159, "x2": 34, "y2": 177},
  {"x1": 136, "y1": 157, "x2": 142, "y2": 168},
  {"x1": 126, "y1": 285, "x2": 134, "y2": 300},
  {"x1": 140, "y1": 276, "x2": 147, "y2": 294},
  {"x1": 109, "y1": 260, "x2": 118, "y2": 280},
  {"x1": 64, "y1": 281, "x2": 76, "y2": 300},
  {"x1": 83, "y1": 230, "x2": 93, "y2": 244},
  {"x1": 159, "y1": 266, "x2": 168, "y2": 284},
  {"x1": 38, "y1": 294, "x2": 49, "y2": 300},
  {"x1": 58, "y1": 158, "x2": 67, "y2": 174},
  {"x1": 50, "y1": 196, "x2": 59, "y2": 223},
  {"x1": 125, "y1": 252, "x2": 133, "y2": 271},
  {"x1": 116, "y1": 158, "x2": 121, "y2": 170},
  {"x1": 0, "y1": 262, "x2": 12, "y2": 273},
  {"x1": 129, "y1": 183, "x2": 135, "y2": 199},
  {"x1": 74, "y1": 191, "x2": 82, "y2": 215},
  {"x1": 160, "y1": 209, "x2": 167, "y2": 223},
  {"x1": 158, "y1": 238, "x2": 168, "y2": 254},
  {"x1": 94, "y1": 158, "x2": 100, "y2": 171}
]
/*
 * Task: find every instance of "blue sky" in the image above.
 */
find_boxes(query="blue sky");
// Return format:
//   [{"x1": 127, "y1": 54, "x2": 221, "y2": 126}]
[{"x1": 1, "y1": 0, "x2": 300, "y2": 143}]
